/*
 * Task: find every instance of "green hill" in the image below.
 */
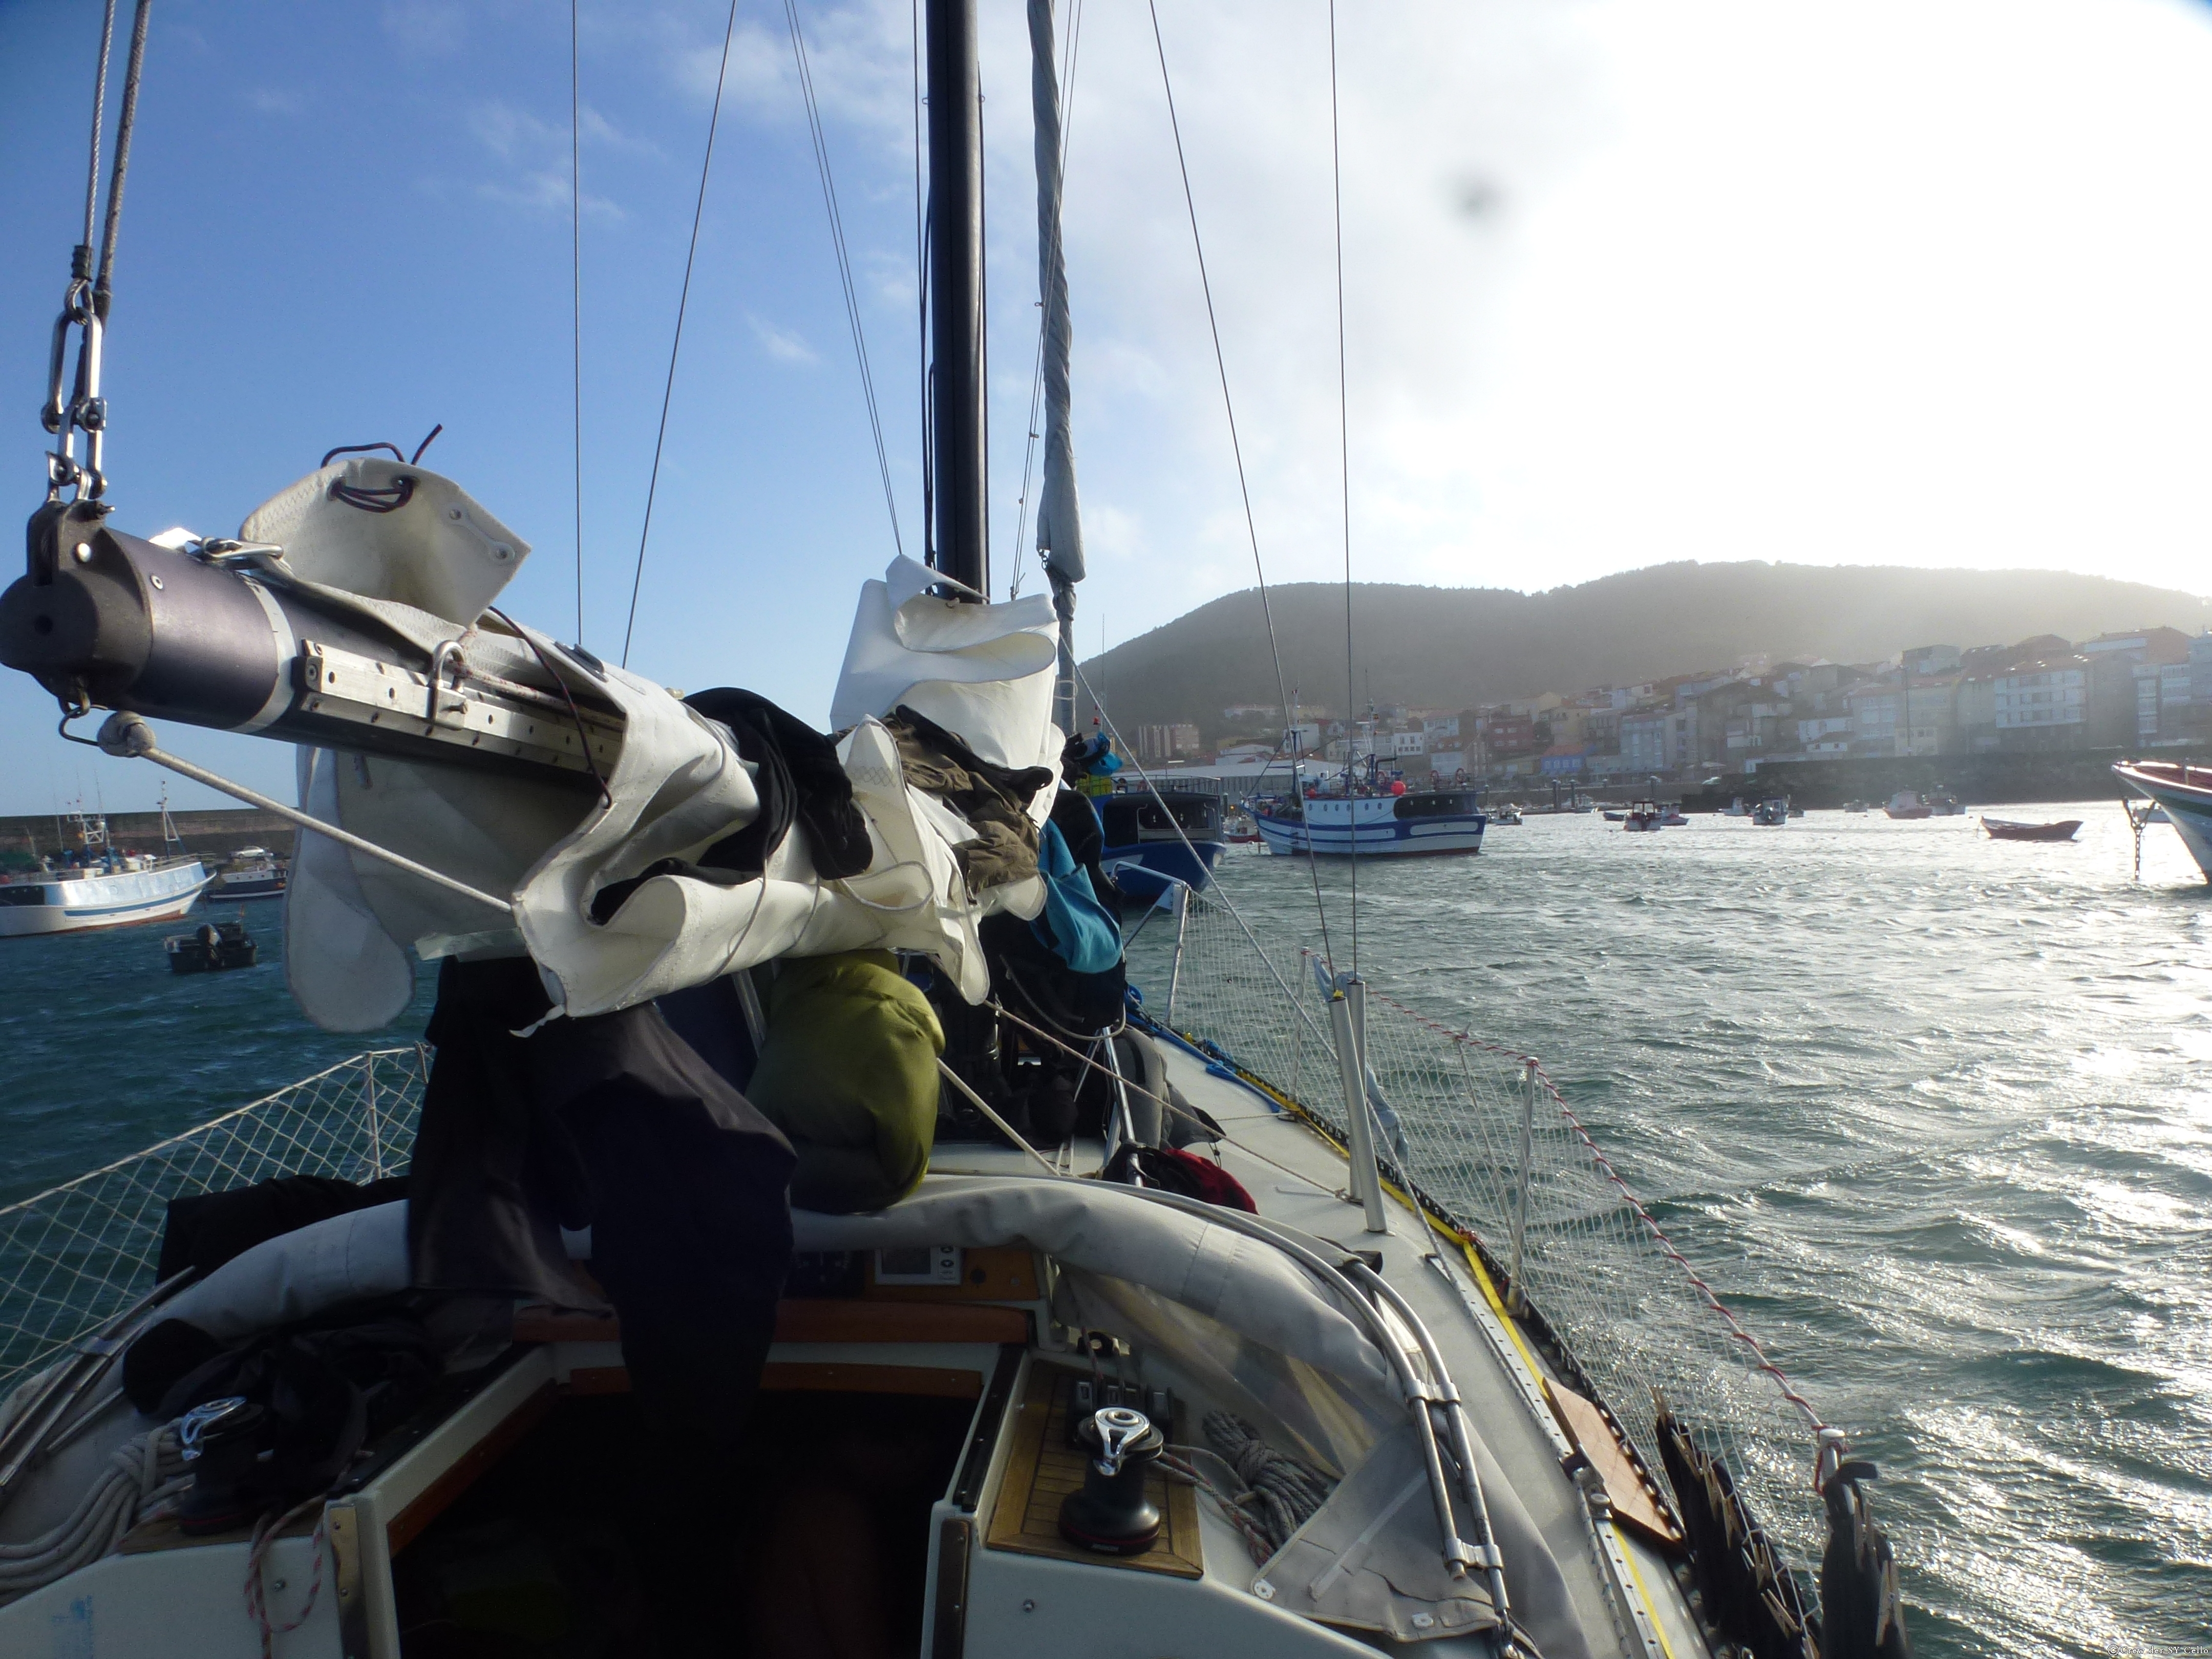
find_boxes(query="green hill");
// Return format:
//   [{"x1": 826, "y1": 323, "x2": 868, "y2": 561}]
[{"x1": 1078, "y1": 561, "x2": 2210, "y2": 736}]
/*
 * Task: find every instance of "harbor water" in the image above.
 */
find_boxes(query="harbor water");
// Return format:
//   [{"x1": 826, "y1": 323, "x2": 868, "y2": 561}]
[{"x1": 2, "y1": 806, "x2": 2207, "y2": 1655}]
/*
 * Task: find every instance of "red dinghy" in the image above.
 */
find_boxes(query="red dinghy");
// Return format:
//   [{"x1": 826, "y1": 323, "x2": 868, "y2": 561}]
[{"x1": 1981, "y1": 817, "x2": 2081, "y2": 842}]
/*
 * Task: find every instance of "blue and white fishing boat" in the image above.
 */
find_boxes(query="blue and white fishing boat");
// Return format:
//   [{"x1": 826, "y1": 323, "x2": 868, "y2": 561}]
[
  {"x1": 0, "y1": 812, "x2": 207, "y2": 938},
  {"x1": 1253, "y1": 787, "x2": 1488, "y2": 858}
]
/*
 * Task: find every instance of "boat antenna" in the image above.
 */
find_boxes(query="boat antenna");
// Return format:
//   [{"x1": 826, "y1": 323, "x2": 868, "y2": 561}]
[
  {"x1": 622, "y1": 0, "x2": 740, "y2": 668},
  {"x1": 924, "y1": 0, "x2": 990, "y2": 598},
  {"x1": 1146, "y1": 0, "x2": 1334, "y2": 972}
]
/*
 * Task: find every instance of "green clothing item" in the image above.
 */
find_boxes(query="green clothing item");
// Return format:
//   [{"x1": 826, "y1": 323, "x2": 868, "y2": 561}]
[{"x1": 746, "y1": 950, "x2": 945, "y2": 1215}]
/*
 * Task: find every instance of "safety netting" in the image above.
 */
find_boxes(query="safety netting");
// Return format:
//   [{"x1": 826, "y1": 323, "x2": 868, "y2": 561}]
[
  {"x1": 1132, "y1": 887, "x2": 1830, "y2": 1570},
  {"x1": 0, "y1": 1048, "x2": 426, "y2": 1395}
]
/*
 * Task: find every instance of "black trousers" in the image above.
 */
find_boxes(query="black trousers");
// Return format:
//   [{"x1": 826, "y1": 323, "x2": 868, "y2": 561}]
[{"x1": 411, "y1": 958, "x2": 796, "y2": 1653}]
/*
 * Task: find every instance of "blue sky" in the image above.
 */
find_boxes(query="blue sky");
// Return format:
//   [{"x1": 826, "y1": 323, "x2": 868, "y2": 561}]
[{"x1": 4, "y1": 0, "x2": 2211, "y2": 814}]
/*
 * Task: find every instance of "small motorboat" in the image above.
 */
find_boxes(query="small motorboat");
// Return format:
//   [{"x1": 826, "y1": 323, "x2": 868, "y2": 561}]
[
  {"x1": 1843, "y1": 800, "x2": 1869, "y2": 814},
  {"x1": 1602, "y1": 809, "x2": 1627, "y2": 822},
  {"x1": 1982, "y1": 817, "x2": 2081, "y2": 843},
  {"x1": 1657, "y1": 803, "x2": 1689, "y2": 825},
  {"x1": 164, "y1": 918, "x2": 257, "y2": 973},
  {"x1": 1621, "y1": 799, "x2": 1664, "y2": 832},
  {"x1": 1752, "y1": 797, "x2": 1791, "y2": 826},
  {"x1": 1490, "y1": 802, "x2": 1523, "y2": 825},
  {"x1": 1885, "y1": 791, "x2": 1933, "y2": 820}
]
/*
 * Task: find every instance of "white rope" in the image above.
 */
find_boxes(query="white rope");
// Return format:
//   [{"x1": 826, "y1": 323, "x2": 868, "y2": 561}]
[{"x1": 0, "y1": 1422, "x2": 188, "y2": 1602}]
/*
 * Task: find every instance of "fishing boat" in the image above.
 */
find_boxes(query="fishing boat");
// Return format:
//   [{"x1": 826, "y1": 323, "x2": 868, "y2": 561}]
[
  {"x1": 1842, "y1": 801, "x2": 1869, "y2": 815},
  {"x1": 2116, "y1": 760, "x2": 2212, "y2": 878},
  {"x1": 0, "y1": 6, "x2": 1907, "y2": 1658},
  {"x1": 210, "y1": 847, "x2": 287, "y2": 901},
  {"x1": 1979, "y1": 817, "x2": 2080, "y2": 843},
  {"x1": 1751, "y1": 798, "x2": 1790, "y2": 826},
  {"x1": 0, "y1": 810, "x2": 207, "y2": 938},
  {"x1": 1656, "y1": 804, "x2": 1688, "y2": 827},
  {"x1": 1620, "y1": 800, "x2": 1663, "y2": 833},
  {"x1": 1221, "y1": 809, "x2": 1261, "y2": 845},
  {"x1": 1489, "y1": 803, "x2": 1523, "y2": 826},
  {"x1": 1252, "y1": 786, "x2": 1487, "y2": 858}
]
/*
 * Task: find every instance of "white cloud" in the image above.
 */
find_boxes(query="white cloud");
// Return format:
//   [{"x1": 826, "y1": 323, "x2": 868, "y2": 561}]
[
  {"x1": 467, "y1": 101, "x2": 624, "y2": 220},
  {"x1": 749, "y1": 313, "x2": 820, "y2": 364}
]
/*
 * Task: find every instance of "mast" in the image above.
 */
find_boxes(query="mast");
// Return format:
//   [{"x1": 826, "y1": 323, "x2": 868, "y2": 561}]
[{"x1": 926, "y1": 0, "x2": 988, "y2": 598}]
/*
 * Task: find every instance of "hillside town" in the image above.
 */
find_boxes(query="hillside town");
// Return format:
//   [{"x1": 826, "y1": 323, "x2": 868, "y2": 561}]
[{"x1": 1119, "y1": 626, "x2": 2210, "y2": 786}]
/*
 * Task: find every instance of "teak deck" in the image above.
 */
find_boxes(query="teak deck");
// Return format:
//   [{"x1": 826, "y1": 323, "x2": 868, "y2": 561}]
[{"x1": 984, "y1": 1362, "x2": 1203, "y2": 1579}]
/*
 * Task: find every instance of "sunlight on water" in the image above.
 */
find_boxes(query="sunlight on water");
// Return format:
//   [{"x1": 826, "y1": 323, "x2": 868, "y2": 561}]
[{"x1": 1179, "y1": 805, "x2": 2212, "y2": 1658}]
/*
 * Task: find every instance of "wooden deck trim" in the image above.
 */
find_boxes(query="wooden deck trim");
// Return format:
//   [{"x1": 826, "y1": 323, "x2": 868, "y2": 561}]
[
  {"x1": 983, "y1": 1362, "x2": 1201, "y2": 1579},
  {"x1": 514, "y1": 1298, "x2": 1029, "y2": 1348},
  {"x1": 385, "y1": 1379, "x2": 556, "y2": 1555}
]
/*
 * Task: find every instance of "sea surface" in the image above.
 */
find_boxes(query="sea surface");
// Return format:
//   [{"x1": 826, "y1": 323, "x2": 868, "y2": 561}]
[
  {"x1": 2, "y1": 806, "x2": 2207, "y2": 1656},
  {"x1": 1192, "y1": 804, "x2": 2212, "y2": 1659}
]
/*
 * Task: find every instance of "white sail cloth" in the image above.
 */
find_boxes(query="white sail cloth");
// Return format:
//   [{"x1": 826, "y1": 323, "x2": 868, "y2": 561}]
[
  {"x1": 829, "y1": 556, "x2": 1060, "y2": 770},
  {"x1": 252, "y1": 474, "x2": 1061, "y2": 1028}
]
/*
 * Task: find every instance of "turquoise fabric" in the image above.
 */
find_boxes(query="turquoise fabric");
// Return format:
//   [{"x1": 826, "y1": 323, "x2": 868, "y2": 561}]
[{"x1": 1031, "y1": 819, "x2": 1122, "y2": 974}]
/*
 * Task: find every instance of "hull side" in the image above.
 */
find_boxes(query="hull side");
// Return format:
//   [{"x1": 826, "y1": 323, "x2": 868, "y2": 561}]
[{"x1": 0, "y1": 864, "x2": 209, "y2": 938}]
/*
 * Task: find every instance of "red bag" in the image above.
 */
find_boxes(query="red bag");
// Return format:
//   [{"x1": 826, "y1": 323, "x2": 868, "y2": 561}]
[{"x1": 1105, "y1": 1144, "x2": 1258, "y2": 1212}]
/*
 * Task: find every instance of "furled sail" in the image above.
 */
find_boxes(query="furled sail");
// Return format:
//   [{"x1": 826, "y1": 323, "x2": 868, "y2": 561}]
[{"x1": 1030, "y1": 0, "x2": 1083, "y2": 734}]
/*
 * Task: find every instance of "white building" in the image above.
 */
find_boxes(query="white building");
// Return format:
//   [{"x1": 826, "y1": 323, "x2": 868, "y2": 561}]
[
  {"x1": 1428, "y1": 750, "x2": 1467, "y2": 778},
  {"x1": 1797, "y1": 715, "x2": 1852, "y2": 747},
  {"x1": 1392, "y1": 730, "x2": 1428, "y2": 758},
  {"x1": 1993, "y1": 662, "x2": 2087, "y2": 733}
]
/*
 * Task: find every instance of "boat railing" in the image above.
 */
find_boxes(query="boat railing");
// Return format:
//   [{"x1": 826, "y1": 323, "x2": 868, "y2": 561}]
[
  {"x1": 1130, "y1": 890, "x2": 1837, "y2": 1575},
  {"x1": 0, "y1": 1048, "x2": 427, "y2": 1395}
]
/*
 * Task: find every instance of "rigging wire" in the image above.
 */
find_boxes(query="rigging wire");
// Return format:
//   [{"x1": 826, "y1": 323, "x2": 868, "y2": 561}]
[
  {"x1": 93, "y1": 0, "x2": 151, "y2": 317},
  {"x1": 912, "y1": 0, "x2": 932, "y2": 564},
  {"x1": 621, "y1": 0, "x2": 740, "y2": 670},
  {"x1": 785, "y1": 0, "x2": 903, "y2": 557},
  {"x1": 570, "y1": 0, "x2": 585, "y2": 647},
  {"x1": 1008, "y1": 0, "x2": 1086, "y2": 601},
  {"x1": 1145, "y1": 0, "x2": 1336, "y2": 975},
  {"x1": 1329, "y1": 0, "x2": 1357, "y2": 975},
  {"x1": 80, "y1": 1, "x2": 118, "y2": 257}
]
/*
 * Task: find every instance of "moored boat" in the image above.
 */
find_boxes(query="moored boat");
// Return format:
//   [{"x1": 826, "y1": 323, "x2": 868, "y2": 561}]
[
  {"x1": 1884, "y1": 791, "x2": 1932, "y2": 820},
  {"x1": 1253, "y1": 786, "x2": 1487, "y2": 857},
  {"x1": 1097, "y1": 786, "x2": 1226, "y2": 899},
  {"x1": 1752, "y1": 797, "x2": 1790, "y2": 826},
  {"x1": 210, "y1": 846, "x2": 287, "y2": 900},
  {"x1": 2116, "y1": 759, "x2": 2212, "y2": 877},
  {"x1": 1621, "y1": 799, "x2": 1663, "y2": 832},
  {"x1": 1980, "y1": 817, "x2": 2080, "y2": 842},
  {"x1": 163, "y1": 916, "x2": 257, "y2": 971}
]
